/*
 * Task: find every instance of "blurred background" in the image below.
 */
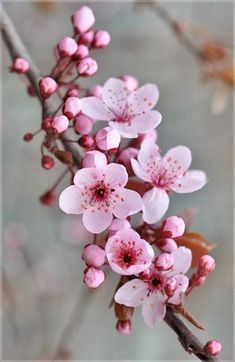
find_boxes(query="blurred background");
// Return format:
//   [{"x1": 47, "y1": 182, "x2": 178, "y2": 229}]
[{"x1": 2, "y1": 1, "x2": 233, "y2": 361}]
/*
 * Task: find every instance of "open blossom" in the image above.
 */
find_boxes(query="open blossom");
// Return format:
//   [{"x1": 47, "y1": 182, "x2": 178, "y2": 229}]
[
  {"x1": 115, "y1": 247, "x2": 192, "y2": 327},
  {"x1": 80, "y1": 78, "x2": 162, "y2": 138},
  {"x1": 105, "y1": 228, "x2": 154, "y2": 275},
  {"x1": 131, "y1": 140, "x2": 207, "y2": 224},
  {"x1": 59, "y1": 164, "x2": 143, "y2": 233}
]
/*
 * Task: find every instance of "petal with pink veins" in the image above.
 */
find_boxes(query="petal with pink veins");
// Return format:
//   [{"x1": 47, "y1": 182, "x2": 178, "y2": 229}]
[
  {"x1": 74, "y1": 167, "x2": 102, "y2": 188},
  {"x1": 161, "y1": 145, "x2": 192, "y2": 182},
  {"x1": 167, "y1": 275, "x2": 189, "y2": 305},
  {"x1": 137, "y1": 139, "x2": 160, "y2": 170},
  {"x1": 82, "y1": 210, "x2": 113, "y2": 234},
  {"x1": 113, "y1": 188, "x2": 143, "y2": 219},
  {"x1": 115, "y1": 279, "x2": 148, "y2": 307},
  {"x1": 171, "y1": 170, "x2": 207, "y2": 193},
  {"x1": 109, "y1": 121, "x2": 138, "y2": 138},
  {"x1": 102, "y1": 78, "x2": 130, "y2": 112},
  {"x1": 142, "y1": 291, "x2": 166, "y2": 327},
  {"x1": 132, "y1": 110, "x2": 162, "y2": 133},
  {"x1": 131, "y1": 158, "x2": 152, "y2": 182},
  {"x1": 170, "y1": 246, "x2": 192, "y2": 275},
  {"x1": 142, "y1": 187, "x2": 169, "y2": 224},
  {"x1": 80, "y1": 96, "x2": 111, "y2": 121},
  {"x1": 128, "y1": 84, "x2": 159, "y2": 114},
  {"x1": 103, "y1": 163, "x2": 128, "y2": 188},
  {"x1": 59, "y1": 185, "x2": 84, "y2": 214}
]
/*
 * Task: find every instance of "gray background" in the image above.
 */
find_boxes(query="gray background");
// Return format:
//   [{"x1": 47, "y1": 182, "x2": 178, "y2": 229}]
[{"x1": 2, "y1": 1, "x2": 233, "y2": 361}]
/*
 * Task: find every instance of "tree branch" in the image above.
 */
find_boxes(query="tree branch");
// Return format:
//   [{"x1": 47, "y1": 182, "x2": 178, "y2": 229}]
[{"x1": 1, "y1": 4, "x2": 220, "y2": 361}]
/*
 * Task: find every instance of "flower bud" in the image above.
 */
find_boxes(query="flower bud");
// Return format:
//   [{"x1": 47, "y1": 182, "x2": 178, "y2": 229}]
[
  {"x1": 74, "y1": 114, "x2": 93, "y2": 135},
  {"x1": 78, "y1": 135, "x2": 95, "y2": 149},
  {"x1": 79, "y1": 30, "x2": 94, "y2": 46},
  {"x1": 82, "y1": 244, "x2": 105, "y2": 267},
  {"x1": 155, "y1": 253, "x2": 174, "y2": 271},
  {"x1": 164, "y1": 277, "x2": 177, "y2": 297},
  {"x1": 41, "y1": 116, "x2": 52, "y2": 131},
  {"x1": 39, "y1": 190, "x2": 56, "y2": 206},
  {"x1": 76, "y1": 57, "x2": 98, "y2": 77},
  {"x1": 57, "y1": 37, "x2": 78, "y2": 58},
  {"x1": 73, "y1": 44, "x2": 89, "y2": 60},
  {"x1": 197, "y1": 255, "x2": 215, "y2": 277},
  {"x1": 118, "y1": 147, "x2": 138, "y2": 170},
  {"x1": 83, "y1": 267, "x2": 105, "y2": 288},
  {"x1": 41, "y1": 155, "x2": 55, "y2": 170},
  {"x1": 161, "y1": 216, "x2": 185, "y2": 238},
  {"x1": 39, "y1": 77, "x2": 58, "y2": 98},
  {"x1": 72, "y1": 6, "x2": 95, "y2": 34},
  {"x1": 86, "y1": 84, "x2": 103, "y2": 98},
  {"x1": 83, "y1": 150, "x2": 107, "y2": 169},
  {"x1": 11, "y1": 57, "x2": 29, "y2": 73},
  {"x1": 120, "y1": 74, "x2": 139, "y2": 91},
  {"x1": 139, "y1": 268, "x2": 151, "y2": 281},
  {"x1": 204, "y1": 340, "x2": 222, "y2": 356},
  {"x1": 23, "y1": 133, "x2": 33, "y2": 142},
  {"x1": 64, "y1": 86, "x2": 79, "y2": 100},
  {"x1": 51, "y1": 115, "x2": 69, "y2": 134},
  {"x1": 93, "y1": 30, "x2": 111, "y2": 48},
  {"x1": 114, "y1": 303, "x2": 134, "y2": 321},
  {"x1": 116, "y1": 320, "x2": 132, "y2": 336},
  {"x1": 156, "y1": 238, "x2": 177, "y2": 253},
  {"x1": 62, "y1": 97, "x2": 82, "y2": 120},
  {"x1": 95, "y1": 127, "x2": 121, "y2": 151},
  {"x1": 108, "y1": 219, "x2": 131, "y2": 236}
]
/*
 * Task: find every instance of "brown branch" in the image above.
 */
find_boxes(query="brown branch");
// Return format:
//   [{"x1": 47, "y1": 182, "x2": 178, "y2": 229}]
[{"x1": 1, "y1": 4, "x2": 220, "y2": 361}]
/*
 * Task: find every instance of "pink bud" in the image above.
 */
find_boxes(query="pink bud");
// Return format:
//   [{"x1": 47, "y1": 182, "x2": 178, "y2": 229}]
[
  {"x1": 39, "y1": 77, "x2": 58, "y2": 98},
  {"x1": 139, "y1": 268, "x2": 151, "y2": 281},
  {"x1": 62, "y1": 97, "x2": 82, "y2": 120},
  {"x1": 64, "y1": 86, "x2": 79, "y2": 100},
  {"x1": 82, "y1": 244, "x2": 105, "y2": 267},
  {"x1": 77, "y1": 57, "x2": 98, "y2": 77},
  {"x1": 116, "y1": 320, "x2": 132, "y2": 336},
  {"x1": 83, "y1": 267, "x2": 105, "y2": 288},
  {"x1": 23, "y1": 133, "x2": 33, "y2": 142},
  {"x1": 78, "y1": 135, "x2": 95, "y2": 149},
  {"x1": 204, "y1": 340, "x2": 222, "y2": 356},
  {"x1": 41, "y1": 116, "x2": 52, "y2": 130},
  {"x1": 129, "y1": 129, "x2": 158, "y2": 148},
  {"x1": 157, "y1": 238, "x2": 177, "y2": 253},
  {"x1": 40, "y1": 190, "x2": 56, "y2": 206},
  {"x1": 155, "y1": 253, "x2": 174, "y2": 271},
  {"x1": 118, "y1": 147, "x2": 138, "y2": 169},
  {"x1": 41, "y1": 155, "x2": 55, "y2": 170},
  {"x1": 120, "y1": 74, "x2": 139, "y2": 91},
  {"x1": 11, "y1": 57, "x2": 29, "y2": 73},
  {"x1": 96, "y1": 127, "x2": 121, "y2": 151},
  {"x1": 194, "y1": 276, "x2": 206, "y2": 286},
  {"x1": 73, "y1": 44, "x2": 89, "y2": 60},
  {"x1": 83, "y1": 150, "x2": 107, "y2": 169},
  {"x1": 93, "y1": 30, "x2": 111, "y2": 48},
  {"x1": 108, "y1": 219, "x2": 131, "y2": 236},
  {"x1": 51, "y1": 115, "x2": 69, "y2": 134},
  {"x1": 86, "y1": 84, "x2": 103, "y2": 98},
  {"x1": 72, "y1": 6, "x2": 95, "y2": 34},
  {"x1": 161, "y1": 216, "x2": 185, "y2": 238},
  {"x1": 197, "y1": 255, "x2": 215, "y2": 277},
  {"x1": 74, "y1": 114, "x2": 93, "y2": 135},
  {"x1": 57, "y1": 37, "x2": 78, "y2": 58},
  {"x1": 79, "y1": 30, "x2": 94, "y2": 46},
  {"x1": 164, "y1": 277, "x2": 177, "y2": 297}
]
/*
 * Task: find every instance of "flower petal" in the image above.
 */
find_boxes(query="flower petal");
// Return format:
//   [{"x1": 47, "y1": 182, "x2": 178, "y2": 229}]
[
  {"x1": 82, "y1": 210, "x2": 113, "y2": 234},
  {"x1": 74, "y1": 167, "x2": 102, "y2": 188},
  {"x1": 142, "y1": 291, "x2": 166, "y2": 327},
  {"x1": 80, "y1": 96, "x2": 111, "y2": 121},
  {"x1": 138, "y1": 139, "x2": 160, "y2": 169},
  {"x1": 132, "y1": 110, "x2": 162, "y2": 133},
  {"x1": 171, "y1": 170, "x2": 207, "y2": 193},
  {"x1": 102, "y1": 78, "x2": 129, "y2": 112},
  {"x1": 128, "y1": 84, "x2": 159, "y2": 114},
  {"x1": 167, "y1": 275, "x2": 189, "y2": 305},
  {"x1": 59, "y1": 185, "x2": 84, "y2": 214},
  {"x1": 142, "y1": 188, "x2": 169, "y2": 224},
  {"x1": 131, "y1": 158, "x2": 152, "y2": 182},
  {"x1": 171, "y1": 246, "x2": 192, "y2": 274},
  {"x1": 162, "y1": 146, "x2": 192, "y2": 182},
  {"x1": 109, "y1": 121, "x2": 138, "y2": 138},
  {"x1": 115, "y1": 279, "x2": 148, "y2": 307},
  {"x1": 113, "y1": 188, "x2": 143, "y2": 219},
  {"x1": 103, "y1": 163, "x2": 128, "y2": 188}
]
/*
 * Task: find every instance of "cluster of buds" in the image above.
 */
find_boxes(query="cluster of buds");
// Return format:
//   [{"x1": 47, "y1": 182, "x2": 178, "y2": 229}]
[
  {"x1": 187, "y1": 254, "x2": 216, "y2": 295},
  {"x1": 82, "y1": 244, "x2": 106, "y2": 288}
]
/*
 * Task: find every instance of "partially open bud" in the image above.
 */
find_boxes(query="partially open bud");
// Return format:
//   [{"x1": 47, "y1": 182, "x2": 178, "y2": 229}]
[
  {"x1": 204, "y1": 340, "x2": 222, "y2": 356},
  {"x1": 116, "y1": 320, "x2": 132, "y2": 336},
  {"x1": 83, "y1": 267, "x2": 105, "y2": 288},
  {"x1": 63, "y1": 97, "x2": 82, "y2": 120},
  {"x1": 93, "y1": 30, "x2": 111, "y2": 48},
  {"x1": 40, "y1": 190, "x2": 56, "y2": 206},
  {"x1": 57, "y1": 37, "x2": 78, "y2": 58},
  {"x1": 156, "y1": 238, "x2": 177, "y2": 253},
  {"x1": 41, "y1": 155, "x2": 55, "y2": 170},
  {"x1": 161, "y1": 216, "x2": 185, "y2": 238},
  {"x1": 83, "y1": 150, "x2": 107, "y2": 169},
  {"x1": 164, "y1": 277, "x2": 177, "y2": 298},
  {"x1": 73, "y1": 44, "x2": 89, "y2": 60},
  {"x1": 23, "y1": 133, "x2": 33, "y2": 142},
  {"x1": 77, "y1": 57, "x2": 98, "y2": 77},
  {"x1": 86, "y1": 84, "x2": 103, "y2": 98},
  {"x1": 197, "y1": 255, "x2": 215, "y2": 277},
  {"x1": 11, "y1": 57, "x2": 29, "y2": 73},
  {"x1": 96, "y1": 127, "x2": 121, "y2": 151},
  {"x1": 74, "y1": 114, "x2": 93, "y2": 135},
  {"x1": 155, "y1": 253, "x2": 174, "y2": 271},
  {"x1": 39, "y1": 77, "x2": 58, "y2": 98},
  {"x1": 41, "y1": 116, "x2": 52, "y2": 131},
  {"x1": 82, "y1": 244, "x2": 105, "y2": 267},
  {"x1": 115, "y1": 302, "x2": 134, "y2": 321},
  {"x1": 78, "y1": 135, "x2": 95, "y2": 149},
  {"x1": 120, "y1": 74, "x2": 139, "y2": 91},
  {"x1": 72, "y1": 6, "x2": 95, "y2": 34},
  {"x1": 51, "y1": 115, "x2": 69, "y2": 133}
]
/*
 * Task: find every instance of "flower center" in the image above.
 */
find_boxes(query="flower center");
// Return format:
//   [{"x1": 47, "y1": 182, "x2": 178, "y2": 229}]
[
  {"x1": 148, "y1": 272, "x2": 163, "y2": 291},
  {"x1": 114, "y1": 240, "x2": 144, "y2": 270}
]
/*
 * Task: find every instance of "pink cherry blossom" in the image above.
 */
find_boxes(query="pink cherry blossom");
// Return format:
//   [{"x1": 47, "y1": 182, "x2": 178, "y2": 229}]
[
  {"x1": 115, "y1": 246, "x2": 192, "y2": 327},
  {"x1": 80, "y1": 78, "x2": 162, "y2": 138},
  {"x1": 105, "y1": 228, "x2": 154, "y2": 275},
  {"x1": 59, "y1": 164, "x2": 143, "y2": 233},
  {"x1": 131, "y1": 140, "x2": 207, "y2": 224}
]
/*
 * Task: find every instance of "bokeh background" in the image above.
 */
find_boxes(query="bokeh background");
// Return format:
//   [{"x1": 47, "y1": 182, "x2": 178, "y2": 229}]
[{"x1": 2, "y1": 1, "x2": 234, "y2": 361}]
